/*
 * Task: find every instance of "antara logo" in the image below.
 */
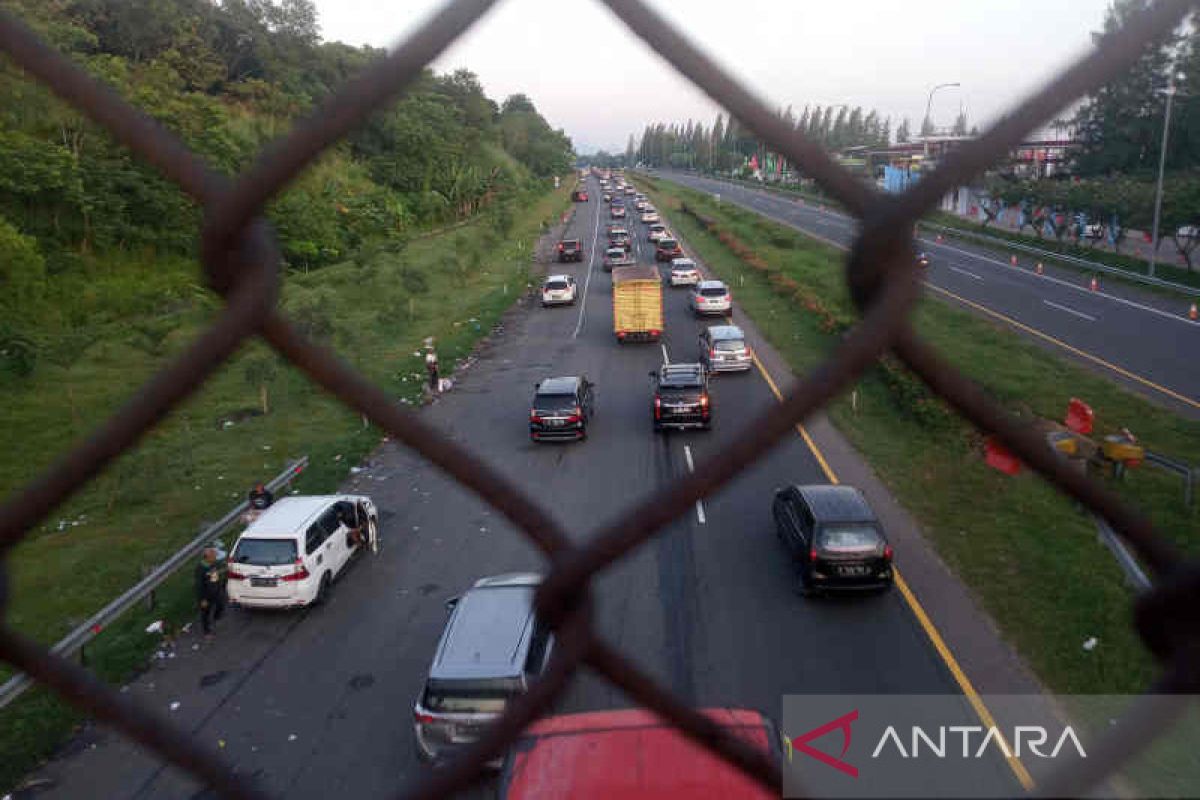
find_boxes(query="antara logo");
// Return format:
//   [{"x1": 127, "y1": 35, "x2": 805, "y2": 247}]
[
  {"x1": 870, "y1": 725, "x2": 1087, "y2": 760},
  {"x1": 784, "y1": 712, "x2": 1087, "y2": 778}
]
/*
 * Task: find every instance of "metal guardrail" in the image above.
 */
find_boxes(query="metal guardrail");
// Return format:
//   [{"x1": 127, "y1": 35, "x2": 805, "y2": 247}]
[
  {"x1": 0, "y1": 1, "x2": 1197, "y2": 798},
  {"x1": 1144, "y1": 450, "x2": 1196, "y2": 507},
  {"x1": 1095, "y1": 514, "x2": 1152, "y2": 592},
  {"x1": 918, "y1": 221, "x2": 1200, "y2": 298},
  {"x1": 0, "y1": 457, "x2": 307, "y2": 710}
]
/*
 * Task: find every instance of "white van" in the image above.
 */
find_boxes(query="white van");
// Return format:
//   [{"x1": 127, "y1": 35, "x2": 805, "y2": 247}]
[{"x1": 226, "y1": 495, "x2": 377, "y2": 609}]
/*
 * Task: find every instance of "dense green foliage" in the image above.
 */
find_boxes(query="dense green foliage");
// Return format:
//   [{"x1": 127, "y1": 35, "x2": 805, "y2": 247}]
[
  {"x1": 0, "y1": 0, "x2": 573, "y2": 322},
  {"x1": 1072, "y1": 1, "x2": 1200, "y2": 176}
]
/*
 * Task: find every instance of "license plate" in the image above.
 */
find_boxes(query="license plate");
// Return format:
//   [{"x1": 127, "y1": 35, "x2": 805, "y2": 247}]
[
  {"x1": 837, "y1": 565, "x2": 869, "y2": 577},
  {"x1": 547, "y1": 419, "x2": 564, "y2": 427},
  {"x1": 250, "y1": 576, "x2": 278, "y2": 587}
]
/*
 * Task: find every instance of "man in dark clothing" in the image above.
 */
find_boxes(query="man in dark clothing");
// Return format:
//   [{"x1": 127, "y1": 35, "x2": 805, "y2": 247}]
[
  {"x1": 195, "y1": 547, "x2": 226, "y2": 639},
  {"x1": 248, "y1": 483, "x2": 274, "y2": 511}
]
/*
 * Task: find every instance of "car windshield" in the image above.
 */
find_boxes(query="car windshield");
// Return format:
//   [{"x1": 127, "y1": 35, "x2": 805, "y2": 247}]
[
  {"x1": 714, "y1": 338, "x2": 745, "y2": 351},
  {"x1": 658, "y1": 239, "x2": 678, "y2": 248},
  {"x1": 819, "y1": 526, "x2": 884, "y2": 553},
  {"x1": 561, "y1": 240, "x2": 579, "y2": 249},
  {"x1": 232, "y1": 538, "x2": 297, "y2": 566},
  {"x1": 545, "y1": 280, "x2": 569, "y2": 290},
  {"x1": 700, "y1": 286, "x2": 728, "y2": 297},
  {"x1": 659, "y1": 385, "x2": 704, "y2": 401},
  {"x1": 606, "y1": 249, "x2": 625, "y2": 258},
  {"x1": 422, "y1": 689, "x2": 509, "y2": 714},
  {"x1": 534, "y1": 393, "x2": 577, "y2": 414}
]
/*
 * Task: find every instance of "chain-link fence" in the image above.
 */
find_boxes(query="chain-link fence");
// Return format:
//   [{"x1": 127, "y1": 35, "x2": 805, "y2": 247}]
[{"x1": 1, "y1": 1, "x2": 1197, "y2": 797}]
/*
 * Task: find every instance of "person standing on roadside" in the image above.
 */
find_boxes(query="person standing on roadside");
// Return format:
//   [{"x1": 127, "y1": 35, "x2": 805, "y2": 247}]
[
  {"x1": 425, "y1": 347, "x2": 440, "y2": 392},
  {"x1": 195, "y1": 547, "x2": 226, "y2": 640}
]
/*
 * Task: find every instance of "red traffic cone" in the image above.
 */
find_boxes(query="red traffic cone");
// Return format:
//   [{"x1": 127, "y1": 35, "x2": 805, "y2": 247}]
[
  {"x1": 1189, "y1": 303, "x2": 1198, "y2": 321},
  {"x1": 1035, "y1": 262, "x2": 1044, "y2": 275},
  {"x1": 1010, "y1": 255, "x2": 1018, "y2": 266},
  {"x1": 936, "y1": 234, "x2": 944, "y2": 243},
  {"x1": 1089, "y1": 276, "x2": 1099, "y2": 292}
]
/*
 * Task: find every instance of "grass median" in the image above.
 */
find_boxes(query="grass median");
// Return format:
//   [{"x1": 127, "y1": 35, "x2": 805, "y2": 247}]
[
  {"x1": 0, "y1": 182, "x2": 570, "y2": 791},
  {"x1": 639, "y1": 176, "x2": 1200, "y2": 698}
]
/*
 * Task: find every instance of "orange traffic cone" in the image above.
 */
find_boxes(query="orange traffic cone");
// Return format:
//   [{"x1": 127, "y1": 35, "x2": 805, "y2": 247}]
[
  {"x1": 1010, "y1": 255, "x2": 1018, "y2": 266},
  {"x1": 1035, "y1": 262, "x2": 1044, "y2": 275},
  {"x1": 1089, "y1": 276, "x2": 1099, "y2": 292},
  {"x1": 1189, "y1": 303, "x2": 1198, "y2": 321}
]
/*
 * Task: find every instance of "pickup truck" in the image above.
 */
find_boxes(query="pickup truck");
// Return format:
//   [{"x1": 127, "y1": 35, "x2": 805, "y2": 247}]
[{"x1": 612, "y1": 264, "x2": 663, "y2": 343}]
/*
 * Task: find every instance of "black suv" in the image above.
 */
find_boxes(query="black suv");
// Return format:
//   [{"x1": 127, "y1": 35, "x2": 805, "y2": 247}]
[
  {"x1": 649, "y1": 363, "x2": 711, "y2": 432},
  {"x1": 556, "y1": 239, "x2": 583, "y2": 263},
  {"x1": 771, "y1": 484, "x2": 893, "y2": 596},
  {"x1": 530, "y1": 376, "x2": 594, "y2": 442}
]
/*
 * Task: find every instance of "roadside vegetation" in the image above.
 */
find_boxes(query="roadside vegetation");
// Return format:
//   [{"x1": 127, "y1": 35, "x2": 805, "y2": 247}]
[
  {"x1": 0, "y1": 0, "x2": 575, "y2": 790},
  {"x1": 640, "y1": 176, "x2": 1200, "y2": 700}
]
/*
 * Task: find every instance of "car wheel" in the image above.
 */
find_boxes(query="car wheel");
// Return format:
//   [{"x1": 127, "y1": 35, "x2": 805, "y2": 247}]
[
  {"x1": 315, "y1": 572, "x2": 332, "y2": 605},
  {"x1": 795, "y1": 567, "x2": 815, "y2": 598}
]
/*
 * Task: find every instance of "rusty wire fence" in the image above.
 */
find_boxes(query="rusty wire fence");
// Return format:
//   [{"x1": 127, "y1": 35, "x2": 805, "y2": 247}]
[{"x1": 0, "y1": 0, "x2": 1198, "y2": 797}]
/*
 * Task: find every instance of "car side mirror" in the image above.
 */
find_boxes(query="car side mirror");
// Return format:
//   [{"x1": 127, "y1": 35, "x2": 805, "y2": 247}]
[
  {"x1": 648, "y1": 371, "x2": 656, "y2": 378},
  {"x1": 445, "y1": 595, "x2": 460, "y2": 611}
]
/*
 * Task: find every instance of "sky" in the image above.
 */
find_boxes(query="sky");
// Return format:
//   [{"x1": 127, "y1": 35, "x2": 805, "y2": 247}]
[{"x1": 311, "y1": 0, "x2": 1114, "y2": 154}]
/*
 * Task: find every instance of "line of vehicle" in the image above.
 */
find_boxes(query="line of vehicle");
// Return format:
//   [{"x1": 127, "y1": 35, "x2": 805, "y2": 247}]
[
  {"x1": 1043, "y1": 299, "x2": 1096, "y2": 322},
  {"x1": 748, "y1": 350, "x2": 1034, "y2": 791},
  {"x1": 674, "y1": 176, "x2": 1199, "y2": 411},
  {"x1": 927, "y1": 283, "x2": 1200, "y2": 410},
  {"x1": 572, "y1": 194, "x2": 604, "y2": 340}
]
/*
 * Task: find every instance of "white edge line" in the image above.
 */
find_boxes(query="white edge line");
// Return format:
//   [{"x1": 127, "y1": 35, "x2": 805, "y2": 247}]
[
  {"x1": 571, "y1": 191, "x2": 603, "y2": 339},
  {"x1": 1043, "y1": 299, "x2": 1097, "y2": 322},
  {"x1": 949, "y1": 265, "x2": 984, "y2": 281}
]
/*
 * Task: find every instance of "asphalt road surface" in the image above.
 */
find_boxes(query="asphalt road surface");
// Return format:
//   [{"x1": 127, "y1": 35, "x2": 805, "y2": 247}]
[
  {"x1": 654, "y1": 170, "x2": 1200, "y2": 419},
  {"x1": 29, "y1": 178, "x2": 1020, "y2": 799}
]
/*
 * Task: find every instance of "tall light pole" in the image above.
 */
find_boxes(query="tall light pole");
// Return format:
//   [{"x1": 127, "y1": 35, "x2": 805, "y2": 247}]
[
  {"x1": 923, "y1": 82, "x2": 961, "y2": 161},
  {"x1": 1148, "y1": 83, "x2": 1180, "y2": 278}
]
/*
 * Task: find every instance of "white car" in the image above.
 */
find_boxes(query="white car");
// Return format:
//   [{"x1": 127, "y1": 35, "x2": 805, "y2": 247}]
[
  {"x1": 647, "y1": 223, "x2": 668, "y2": 242},
  {"x1": 691, "y1": 280, "x2": 732, "y2": 315},
  {"x1": 227, "y1": 495, "x2": 378, "y2": 609},
  {"x1": 541, "y1": 274, "x2": 578, "y2": 306},
  {"x1": 669, "y1": 258, "x2": 700, "y2": 286},
  {"x1": 640, "y1": 211, "x2": 660, "y2": 224}
]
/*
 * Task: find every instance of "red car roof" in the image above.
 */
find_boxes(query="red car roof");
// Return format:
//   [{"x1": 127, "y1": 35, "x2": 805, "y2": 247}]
[{"x1": 499, "y1": 708, "x2": 777, "y2": 800}]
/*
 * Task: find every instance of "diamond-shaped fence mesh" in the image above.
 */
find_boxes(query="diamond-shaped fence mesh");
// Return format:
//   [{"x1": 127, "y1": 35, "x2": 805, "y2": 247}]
[{"x1": 1, "y1": 0, "x2": 1197, "y2": 797}]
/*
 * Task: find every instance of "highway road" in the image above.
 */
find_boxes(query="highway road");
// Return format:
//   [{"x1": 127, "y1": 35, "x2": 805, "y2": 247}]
[
  {"x1": 654, "y1": 170, "x2": 1200, "y2": 419},
  {"x1": 28, "y1": 177, "x2": 1022, "y2": 799}
]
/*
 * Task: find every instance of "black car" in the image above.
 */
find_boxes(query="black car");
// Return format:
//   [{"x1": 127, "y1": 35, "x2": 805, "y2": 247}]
[
  {"x1": 556, "y1": 239, "x2": 583, "y2": 263},
  {"x1": 530, "y1": 376, "x2": 595, "y2": 442},
  {"x1": 771, "y1": 484, "x2": 893, "y2": 596},
  {"x1": 649, "y1": 363, "x2": 711, "y2": 432}
]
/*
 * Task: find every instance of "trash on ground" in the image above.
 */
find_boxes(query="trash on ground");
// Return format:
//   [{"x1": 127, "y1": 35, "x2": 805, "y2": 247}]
[
  {"x1": 1082, "y1": 637, "x2": 1099, "y2": 651},
  {"x1": 145, "y1": 620, "x2": 164, "y2": 635}
]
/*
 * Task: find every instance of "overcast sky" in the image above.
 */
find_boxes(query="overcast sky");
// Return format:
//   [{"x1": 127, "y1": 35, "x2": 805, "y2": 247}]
[{"x1": 312, "y1": 0, "x2": 1113, "y2": 153}]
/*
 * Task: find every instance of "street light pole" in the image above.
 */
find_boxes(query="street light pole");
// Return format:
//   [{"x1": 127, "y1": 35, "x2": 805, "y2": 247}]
[
  {"x1": 923, "y1": 82, "x2": 961, "y2": 161},
  {"x1": 1148, "y1": 84, "x2": 1177, "y2": 278}
]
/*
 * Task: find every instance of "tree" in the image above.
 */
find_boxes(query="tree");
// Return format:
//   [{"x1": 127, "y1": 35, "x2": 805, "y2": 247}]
[
  {"x1": 1072, "y1": 0, "x2": 1186, "y2": 175},
  {"x1": 951, "y1": 109, "x2": 969, "y2": 136},
  {"x1": 896, "y1": 118, "x2": 912, "y2": 143}
]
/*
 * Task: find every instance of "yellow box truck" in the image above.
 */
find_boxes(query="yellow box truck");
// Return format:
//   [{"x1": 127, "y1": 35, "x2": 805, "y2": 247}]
[{"x1": 612, "y1": 265, "x2": 663, "y2": 343}]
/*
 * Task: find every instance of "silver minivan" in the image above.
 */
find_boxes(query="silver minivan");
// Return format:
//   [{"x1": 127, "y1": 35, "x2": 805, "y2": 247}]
[
  {"x1": 700, "y1": 324, "x2": 752, "y2": 372},
  {"x1": 226, "y1": 495, "x2": 377, "y2": 609},
  {"x1": 413, "y1": 573, "x2": 553, "y2": 766}
]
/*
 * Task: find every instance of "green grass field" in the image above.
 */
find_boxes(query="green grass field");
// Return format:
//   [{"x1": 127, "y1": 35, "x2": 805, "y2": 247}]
[
  {"x1": 640, "y1": 177, "x2": 1199, "y2": 699},
  {"x1": 0, "y1": 182, "x2": 570, "y2": 792}
]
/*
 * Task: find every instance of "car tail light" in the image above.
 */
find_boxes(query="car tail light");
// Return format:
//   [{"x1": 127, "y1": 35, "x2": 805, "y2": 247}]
[
  {"x1": 557, "y1": 243, "x2": 563, "y2": 251},
  {"x1": 654, "y1": 396, "x2": 661, "y2": 420},
  {"x1": 699, "y1": 394, "x2": 710, "y2": 415},
  {"x1": 809, "y1": 546, "x2": 818, "y2": 562},
  {"x1": 710, "y1": 349, "x2": 716, "y2": 359},
  {"x1": 530, "y1": 410, "x2": 541, "y2": 423},
  {"x1": 281, "y1": 557, "x2": 309, "y2": 582},
  {"x1": 414, "y1": 710, "x2": 437, "y2": 725},
  {"x1": 226, "y1": 566, "x2": 245, "y2": 581},
  {"x1": 649, "y1": 329, "x2": 660, "y2": 337},
  {"x1": 884, "y1": 545, "x2": 894, "y2": 561}
]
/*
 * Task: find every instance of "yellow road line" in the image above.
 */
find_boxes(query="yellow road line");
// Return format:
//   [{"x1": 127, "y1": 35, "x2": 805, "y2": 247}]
[
  {"x1": 926, "y1": 282, "x2": 1199, "y2": 411},
  {"x1": 750, "y1": 351, "x2": 1035, "y2": 791}
]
